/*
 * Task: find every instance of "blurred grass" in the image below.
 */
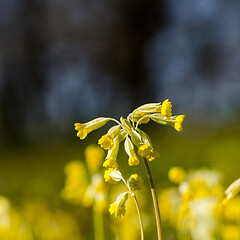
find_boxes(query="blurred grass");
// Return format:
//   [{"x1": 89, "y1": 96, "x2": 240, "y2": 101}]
[{"x1": 1, "y1": 124, "x2": 239, "y2": 199}]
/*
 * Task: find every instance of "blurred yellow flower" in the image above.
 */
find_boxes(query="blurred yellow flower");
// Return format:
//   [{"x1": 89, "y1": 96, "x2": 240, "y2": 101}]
[
  {"x1": 85, "y1": 145, "x2": 104, "y2": 172},
  {"x1": 222, "y1": 224, "x2": 240, "y2": 240},
  {"x1": 168, "y1": 166, "x2": 186, "y2": 184},
  {"x1": 61, "y1": 161, "x2": 88, "y2": 205}
]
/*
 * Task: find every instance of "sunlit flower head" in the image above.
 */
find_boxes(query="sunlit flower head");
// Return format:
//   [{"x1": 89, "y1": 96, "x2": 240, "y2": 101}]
[
  {"x1": 75, "y1": 123, "x2": 88, "y2": 140},
  {"x1": 138, "y1": 144, "x2": 159, "y2": 161},
  {"x1": 161, "y1": 99, "x2": 172, "y2": 117},
  {"x1": 138, "y1": 144, "x2": 153, "y2": 158},
  {"x1": 104, "y1": 169, "x2": 118, "y2": 184},
  {"x1": 103, "y1": 157, "x2": 119, "y2": 170},
  {"x1": 109, "y1": 192, "x2": 128, "y2": 218},
  {"x1": 174, "y1": 115, "x2": 185, "y2": 132},
  {"x1": 128, "y1": 156, "x2": 140, "y2": 166},
  {"x1": 75, "y1": 117, "x2": 111, "y2": 140},
  {"x1": 98, "y1": 135, "x2": 114, "y2": 150}
]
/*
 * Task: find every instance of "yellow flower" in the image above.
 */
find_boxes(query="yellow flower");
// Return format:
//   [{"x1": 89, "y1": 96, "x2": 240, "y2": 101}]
[
  {"x1": 75, "y1": 117, "x2": 111, "y2": 140},
  {"x1": 103, "y1": 169, "x2": 118, "y2": 184},
  {"x1": 168, "y1": 166, "x2": 186, "y2": 184},
  {"x1": 103, "y1": 157, "x2": 119, "y2": 170},
  {"x1": 138, "y1": 144, "x2": 159, "y2": 161},
  {"x1": 109, "y1": 203, "x2": 126, "y2": 218},
  {"x1": 109, "y1": 192, "x2": 128, "y2": 218},
  {"x1": 128, "y1": 174, "x2": 143, "y2": 190},
  {"x1": 147, "y1": 150, "x2": 160, "y2": 162},
  {"x1": 222, "y1": 224, "x2": 240, "y2": 240},
  {"x1": 75, "y1": 123, "x2": 88, "y2": 139},
  {"x1": 128, "y1": 156, "x2": 140, "y2": 166},
  {"x1": 98, "y1": 135, "x2": 114, "y2": 150},
  {"x1": 161, "y1": 99, "x2": 172, "y2": 117},
  {"x1": 85, "y1": 145, "x2": 104, "y2": 172},
  {"x1": 174, "y1": 115, "x2": 185, "y2": 132},
  {"x1": 138, "y1": 144, "x2": 153, "y2": 158}
]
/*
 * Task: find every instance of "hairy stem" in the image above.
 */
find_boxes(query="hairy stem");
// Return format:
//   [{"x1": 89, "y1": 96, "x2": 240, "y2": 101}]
[{"x1": 142, "y1": 157, "x2": 162, "y2": 240}]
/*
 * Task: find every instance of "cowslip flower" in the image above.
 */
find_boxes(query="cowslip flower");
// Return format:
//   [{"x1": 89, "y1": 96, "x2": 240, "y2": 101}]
[
  {"x1": 109, "y1": 192, "x2": 129, "y2": 218},
  {"x1": 138, "y1": 144, "x2": 159, "y2": 161},
  {"x1": 138, "y1": 144, "x2": 153, "y2": 158},
  {"x1": 103, "y1": 169, "x2": 120, "y2": 184},
  {"x1": 75, "y1": 117, "x2": 111, "y2": 140},
  {"x1": 103, "y1": 157, "x2": 119, "y2": 170},
  {"x1": 161, "y1": 99, "x2": 172, "y2": 117},
  {"x1": 174, "y1": 115, "x2": 185, "y2": 132},
  {"x1": 98, "y1": 135, "x2": 114, "y2": 150},
  {"x1": 128, "y1": 156, "x2": 140, "y2": 166}
]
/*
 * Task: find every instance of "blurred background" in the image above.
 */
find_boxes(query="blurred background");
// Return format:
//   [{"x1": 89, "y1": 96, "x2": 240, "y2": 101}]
[{"x1": 0, "y1": 0, "x2": 240, "y2": 239}]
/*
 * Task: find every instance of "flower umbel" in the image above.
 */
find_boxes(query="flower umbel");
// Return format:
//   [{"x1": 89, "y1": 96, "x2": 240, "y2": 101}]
[{"x1": 74, "y1": 99, "x2": 185, "y2": 240}]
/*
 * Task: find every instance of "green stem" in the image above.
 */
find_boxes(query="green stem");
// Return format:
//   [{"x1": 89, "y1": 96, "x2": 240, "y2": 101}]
[
  {"x1": 93, "y1": 206, "x2": 104, "y2": 240},
  {"x1": 142, "y1": 157, "x2": 162, "y2": 240},
  {"x1": 132, "y1": 194, "x2": 144, "y2": 240},
  {"x1": 122, "y1": 179, "x2": 144, "y2": 240}
]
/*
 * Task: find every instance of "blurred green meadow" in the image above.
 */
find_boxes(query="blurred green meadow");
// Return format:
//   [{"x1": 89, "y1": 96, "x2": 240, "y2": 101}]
[{"x1": 0, "y1": 121, "x2": 239, "y2": 239}]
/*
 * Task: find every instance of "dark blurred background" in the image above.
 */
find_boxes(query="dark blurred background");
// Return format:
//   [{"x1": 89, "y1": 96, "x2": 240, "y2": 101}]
[{"x1": 0, "y1": 0, "x2": 240, "y2": 228}]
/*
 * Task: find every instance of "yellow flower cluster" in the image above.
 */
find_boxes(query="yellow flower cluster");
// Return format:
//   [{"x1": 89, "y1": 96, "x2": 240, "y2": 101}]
[
  {"x1": 74, "y1": 99, "x2": 185, "y2": 169},
  {"x1": 159, "y1": 167, "x2": 240, "y2": 240},
  {"x1": 62, "y1": 145, "x2": 107, "y2": 212},
  {"x1": 0, "y1": 197, "x2": 81, "y2": 240}
]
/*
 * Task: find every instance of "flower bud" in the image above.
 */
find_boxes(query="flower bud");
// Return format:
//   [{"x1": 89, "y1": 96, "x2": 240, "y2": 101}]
[
  {"x1": 128, "y1": 174, "x2": 143, "y2": 191},
  {"x1": 225, "y1": 178, "x2": 240, "y2": 201}
]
